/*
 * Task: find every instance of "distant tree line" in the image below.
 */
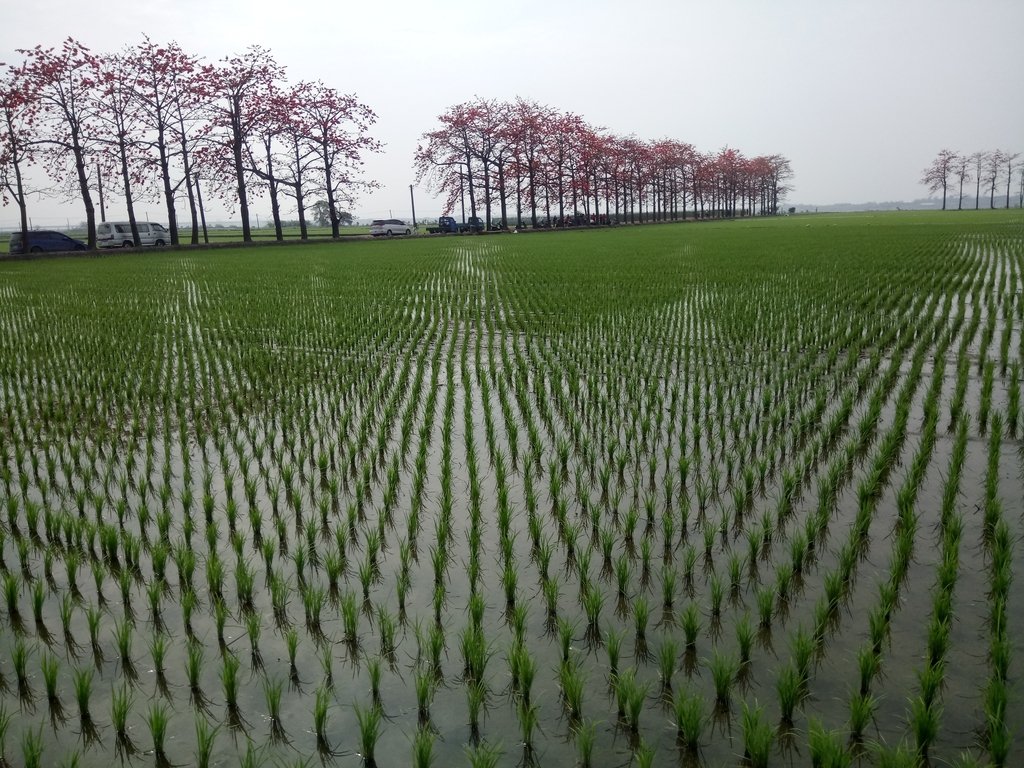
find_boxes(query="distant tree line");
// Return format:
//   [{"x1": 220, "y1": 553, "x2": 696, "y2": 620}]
[
  {"x1": 921, "y1": 149, "x2": 1021, "y2": 211},
  {"x1": 415, "y1": 97, "x2": 793, "y2": 230},
  {"x1": 0, "y1": 37, "x2": 380, "y2": 249}
]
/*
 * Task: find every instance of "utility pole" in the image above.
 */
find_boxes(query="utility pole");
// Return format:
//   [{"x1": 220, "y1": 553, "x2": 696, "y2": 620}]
[{"x1": 409, "y1": 184, "x2": 417, "y2": 228}]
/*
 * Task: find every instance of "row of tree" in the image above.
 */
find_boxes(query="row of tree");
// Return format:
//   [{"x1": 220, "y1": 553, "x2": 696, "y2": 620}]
[
  {"x1": 414, "y1": 97, "x2": 793, "y2": 230},
  {"x1": 921, "y1": 149, "x2": 1021, "y2": 211},
  {"x1": 1, "y1": 37, "x2": 380, "y2": 248}
]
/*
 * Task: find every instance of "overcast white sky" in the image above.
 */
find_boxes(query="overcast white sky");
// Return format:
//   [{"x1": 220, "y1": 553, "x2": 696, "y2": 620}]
[{"x1": 2, "y1": 0, "x2": 1022, "y2": 228}]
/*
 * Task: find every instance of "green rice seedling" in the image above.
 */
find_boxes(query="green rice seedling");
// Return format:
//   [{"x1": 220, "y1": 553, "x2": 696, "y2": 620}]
[
  {"x1": 195, "y1": 714, "x2": 219, "y2": 768},
  {"x1": 412, "y1": 725, "x2": 435, "y2": 768},
  {"x1": 12, "y1": 639, "x2": 33, "y2": 706},
  {"x1": 517, "y1": 700, "x2": 540, "y2": 757},
  {"x1": 575, "y1": 718, "x2": 597, "y2": 767},
  {"x1": 673, "y1": 688, "x2": 705, "y2": 751},
  {"x1": 776, "y1": 662, "x2": 801, "y2": 727},
  {"x1": 4, "y1": 573, "x2": 23, "y2": 631},
  {"x1": 465, "y1": 740, "x2": 503, "y2": 768},
  {"x1": 557, "y1": 617, "x2": 576, "y2": 665},
  {"x1": 849, "y1": 690, "x2": 878, "y2": 743},
  {"x1": 264, "y1": 676, "x2": 287, "y2": 743},
  {"x1": 708, "y1": 650, "x2": 738, "y2": 712},
  {"x1": 660, "y1": 565, "x2": 677, "y2": 625},
  {"x1": 73, "y1": 666, "x2": 99, "y2": 744},
  {"x1": 604, "y1": 627, "x2": 624, "y2": 684},
  {"x1": 741, "y1": 700, "x2": 774, "y2": 768},
  {"x1": 246, "y1": 612, "x2": 263, "y2": 672},
  {"x1": 41, "y1": 652, "x2": 64, "y2": 723},
  {"x1": 633, "y1": 739, "x2": 656, "y2": 768},
  {"x1": 150, "y1": 633, "x2": 169, "y2": 695},
  {"x1": 415, "y1": 668, "x2": 434, "y2": 726},
  {"x1": 909, "y1": 695, "x2": 941, "y2": 763},
  {"x1": 681, "y1": 602, "x2": 701, "y2": 650},
  {"x1": 313, "y1": 684, "x2": 332, "y2": 754},
  {"x1": 727, "y1": 551, "x2": 744, "y2": 599},
  {"x1": 147, "y1": 701, "x2": 171, "y2": 766},
  {"x1": 355, "y1": 702, "x2": 382, "y2": 766},
  {"x1": 365, "y1": 656, "x2": 382, "y2": 709},
  {"x1": 633, "y1": 596, "x2": 651, "y2": 658},
  {"x1": 708, "y1": 573, "x2": 724, "y2": 622},
  {"x1": 341, "y1": 590, "x2": 360, "y2": 653},
  {"x1": 428, "y1": 624, "x2": 445, "y2": 682},
  {"x1": 559, "y1": 658, "x2": 586, "y2": 724},
  {"x1": 221, "y1": 651, "x2": 242, "y2": 726},
  {"x1": 857, "y1": 645, "x2": 880, "y2": 696},
  {"x1": 736, "y1": 612, "x2": 754, "y2": 669},
  {"x1": 20, "y1": 725, "x2": 43, "y2": 768},
  {"x1": 624, "y1": 673, "x2": 649, "y2": 734},
  {"x1": 286, "y1": 627, "x2": 301, "y2": 686},
  {"x1": 509, "y1": 602, "x2": 528, "y2": 643},
  {"x1": 31, "y1": 579, "x2": 51, "y2": 642},
  {"x1": 658, "y1": 637, "x2": 678, "y2": 696},
  {"x1": 111, "y1": 681, "x2": 135, "y2": 757},
  {"x1": 582, "y1": 587, "x2": 603, "y2": 645},
  {"x1": 179, "y1": 587, "x2": 197, "y2": 638},
  {"x1": 214, "y1": 599, "x2": 229, "y2": 652},
  {"x1": 792, "y1": 625, "x2": 815, "y2": 686},
  {"x1": 186, "y1": 640, "x2": 209, "y2": 710},
  {"x1": 756, "y1": 584, "x2": 775, "y2": 630},
  {"x1": 807, "y1": 717, "x2": 851, "y2": 768}
]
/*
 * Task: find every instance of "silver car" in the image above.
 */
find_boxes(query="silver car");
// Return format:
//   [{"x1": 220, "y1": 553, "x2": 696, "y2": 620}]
[{"x1": 369, "y1": 219, "x2": 412, "y2": 237}]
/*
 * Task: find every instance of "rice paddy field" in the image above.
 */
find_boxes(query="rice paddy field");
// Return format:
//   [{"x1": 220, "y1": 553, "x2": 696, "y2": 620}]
[{"x1": 0, "y1": 210, "x2": 1022, "y2": 767}]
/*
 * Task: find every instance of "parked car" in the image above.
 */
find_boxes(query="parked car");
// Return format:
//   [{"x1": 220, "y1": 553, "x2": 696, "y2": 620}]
[
  {"x1": 96, "y1": 221, "x2": 169, "y2": 248},
  {"x1": 369, "y1": 219, "x2": 412, "y2": 237},
  {"x1": 8, "y1": 230, "x2": 87, "y2": 254}
]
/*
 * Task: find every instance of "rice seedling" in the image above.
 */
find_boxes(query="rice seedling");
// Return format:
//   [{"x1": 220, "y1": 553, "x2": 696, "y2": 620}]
[
  {"x1": 673, "y1": 687, "x2": 705, "y2": 751},
  {"x1": 41, "y1": 652, "x2": 65, "y2": 724},
  {"x1": 21, "y1": 725, "x2": 44, "y2": 768},
  {"x1": 559, "y1": 658, "x2": 586, "y2": 724},
  {"x1": 313, "y1": 684, "x2": 332, "y2": 754},
  {"x1": 150, "y1": 632, "x2": 169, "y2": 696},
  {"x1": 146, "y1": 701, "x2": 171, "y2": 767},
  {"x1": 741, "y1": 700, "x2": 774, "y2": 768},
  {"x1": 354, "y1": 701, "x2": 382, "y2": 767},
  {"x1": 264, "y1": 676, "x2": 287, "y2": 743},
  {"x1": 73, "y1": 666, "x2": 99, "y2": 744},
  {"x1": 807, "y1": 717, "x2": 851, "y2": 768},
  {"x1": 111, "y1": 682, "x2": 136, "y2": 758},
  {"x1": 574, "y1": 718, "x2": 597, "y2": 768},
  {"x1": 195, "y1": 715, "x2": 219, "y2": 768},
  {"x1": 412, "y1": 725, "x2": 435, "y2": 768},
  {"x1": 414, "y1": 668, "x2": 434, "y2": 726},
  {"x1": 708, "y1": 650, "x2": 738, "y2": 712},
  {"x1": 848, "y1": 690, "x2": 878, "y2": 743}
]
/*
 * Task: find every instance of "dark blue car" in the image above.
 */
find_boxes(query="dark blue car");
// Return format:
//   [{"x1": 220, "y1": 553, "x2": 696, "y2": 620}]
[{"x1": 8, "y1": 230, "x2": 88, "y2": 254}]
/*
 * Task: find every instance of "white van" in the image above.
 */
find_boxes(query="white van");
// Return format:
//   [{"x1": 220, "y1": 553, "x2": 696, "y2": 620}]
[{"x1": 96, "y1": 221, "x2": 169, "y2": 248}]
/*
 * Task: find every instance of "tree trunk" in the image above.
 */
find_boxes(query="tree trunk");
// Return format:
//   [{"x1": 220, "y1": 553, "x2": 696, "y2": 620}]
[
  {"x1": 72, "y1": 139, "x2": 97, "y2": 249},
  {"x1": 155, "y1": 123, "x2": 179, "y2": 245},
  {"x1": 118, "y1": 136, "x2": 141, "y2": 245},
  {"x1": 230, "y1": 97, "x2": 252, "y2": 242}
]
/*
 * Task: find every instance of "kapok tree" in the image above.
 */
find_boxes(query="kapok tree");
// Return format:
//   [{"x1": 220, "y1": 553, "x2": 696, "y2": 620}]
[
  {"x1": 0, "y1": 70, "x2": 37, "y2": 244},
  {"x1": 203, "y1": 46, "x2": 285, "y2": 242},
  {"x1": 129, "y1": 38, "x2": 206, "y2": 245},
  {"x1": 921, "y1": 149, "x2": 957, "y2": 210},
  {"x1": 16, "y1": 38, "x2": 102, "y2": 248},
  {"x1": 92, "y1": 50, "x2": 151, "y2": 244},
  {"x1": 294, "y1": 82, "x2": 380, "y2": 239},
  {"x1": 415, "y1": 102, "x2": 482, "y2": 223}
]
